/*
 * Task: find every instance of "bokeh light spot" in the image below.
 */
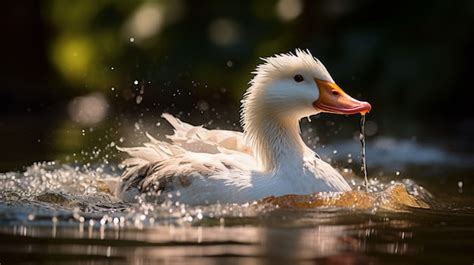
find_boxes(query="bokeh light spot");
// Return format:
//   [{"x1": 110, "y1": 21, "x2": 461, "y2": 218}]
[
  {"x1": 365, "y1": 120, "x2": 378, "y2": 136},
  {"x1": 276, "y1": 0, "x2": 303, "y2": 21},
  {"x1": 68, "y1": 92, "x2": 109, "y2": 126},
  {"x1": 208, "y1": 18, "x2": 241, "y2": 47},
  {"x1": 51, "y1": 36, "x2": 94, "y2": 81},
  {"x1": 124, "y1": 2, "x2": 164, "y2": 43}
]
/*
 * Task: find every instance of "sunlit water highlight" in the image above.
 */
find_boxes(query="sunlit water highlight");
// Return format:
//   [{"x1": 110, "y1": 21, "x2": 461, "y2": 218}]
[
  {"x1": 0, "y1": 161, "x2": 432, "y2": 226},
  {"x1": 0, "y1": 160, "x2": 473, "y2": 264}
]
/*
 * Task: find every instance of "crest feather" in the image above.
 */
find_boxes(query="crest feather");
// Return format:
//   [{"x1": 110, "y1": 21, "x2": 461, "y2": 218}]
[{"x1": 250, "y1": 49, "x2": 333, "y2": 85}]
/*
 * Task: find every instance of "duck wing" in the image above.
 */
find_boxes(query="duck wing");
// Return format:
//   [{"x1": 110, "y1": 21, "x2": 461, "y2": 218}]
[
  {"x1": 116, "y1": 114, "x2": 256, "y2": 203},
  {"x1": 161, "y1": 113, "x2": 252, "y2": 155},
  {"x1": 117, "y1": 150, "x2": 254, "y2": 202}
]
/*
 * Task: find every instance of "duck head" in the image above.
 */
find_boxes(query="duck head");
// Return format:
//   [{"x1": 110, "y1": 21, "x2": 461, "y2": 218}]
[
  {"x1": 242, "y1": 49, "x2": 371, "y2": 123},
  {"x1": 242, "y1": 49, "x2": 372, "y2": 170}
]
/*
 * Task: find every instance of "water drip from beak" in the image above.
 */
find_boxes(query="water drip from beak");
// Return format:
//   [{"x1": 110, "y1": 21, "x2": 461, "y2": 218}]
[{"x1": 360, "y1": 115, "x2": 369, "y2": 192}]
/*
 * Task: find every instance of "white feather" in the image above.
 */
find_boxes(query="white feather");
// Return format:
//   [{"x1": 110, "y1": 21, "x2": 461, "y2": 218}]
[{"x1": 116, "y1": 50, "x2": 352, "y2": 205}]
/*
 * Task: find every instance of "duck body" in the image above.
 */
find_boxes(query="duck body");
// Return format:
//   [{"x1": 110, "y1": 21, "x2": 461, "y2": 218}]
[
  {"x1": 116, "y1": 115, "x2": 351, "y2": 204},
  {"x1": 116, "y1": 49, "x2": 370, "y2": 205}
]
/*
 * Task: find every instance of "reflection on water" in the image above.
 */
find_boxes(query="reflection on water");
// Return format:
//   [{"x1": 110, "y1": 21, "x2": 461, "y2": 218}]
[
  {"x1": 2, "y1": 209, "x2": 474, "y2": 264},
  {"x1": 0, "y1": 162, "x2": 473, "y2": 264},
  {"x1": 263, "y1": 183, "x2": 430, "y2": 210}
]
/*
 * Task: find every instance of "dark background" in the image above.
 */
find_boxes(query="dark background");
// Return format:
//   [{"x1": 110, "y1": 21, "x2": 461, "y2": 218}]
[{"x1": 1, "y1": 0, "x2": 473, "y2": 171}]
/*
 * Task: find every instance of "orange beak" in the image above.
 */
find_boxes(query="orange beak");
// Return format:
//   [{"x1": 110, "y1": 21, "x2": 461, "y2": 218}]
[{"x1": 313, "y1": 79, "x2": 371, "y2": 115}]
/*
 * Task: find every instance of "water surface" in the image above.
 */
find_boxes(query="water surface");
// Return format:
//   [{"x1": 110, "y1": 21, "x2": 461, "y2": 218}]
[{"x1": 0, "y1": 156, "x2": 473, "y2": 264}]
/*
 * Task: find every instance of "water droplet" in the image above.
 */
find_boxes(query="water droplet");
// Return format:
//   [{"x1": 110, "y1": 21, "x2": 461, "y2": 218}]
[
  {"x1": 396, "y1": 171, "x2": 400, "y2": 176},
  {"x1": 85, "y1": 186, "x2": 97, "y2": 194},
  {"x1": 136, "y1": 95, "x2": 143, "y2": 104},
  {"x1": 197, "y1": 100, "x2": 209, "y2": 111},
  {"x1": 129, "y1": 37, "x2": 135, "y2": 43}
]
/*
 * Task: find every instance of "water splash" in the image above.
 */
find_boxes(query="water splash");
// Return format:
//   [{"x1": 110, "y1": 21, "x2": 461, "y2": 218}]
[
  {"x1": 0, "y1": 162, "x2": 268, "y2": 228},
  {"x1": 360, "y1": 115, "x2": 369, "y2": 191},
  {"x1": 0, "y1": 161, "x2": 435, "y2": 232}
]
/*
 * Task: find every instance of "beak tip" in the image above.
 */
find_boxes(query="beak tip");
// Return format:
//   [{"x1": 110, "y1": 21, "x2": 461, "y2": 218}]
[{"x1": 359, "y1": 102, "x2": 372, "y2": 115}]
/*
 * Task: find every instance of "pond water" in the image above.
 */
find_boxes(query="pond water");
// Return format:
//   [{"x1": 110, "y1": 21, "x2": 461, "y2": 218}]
[{"x1": 0, "y1": 143, "x2": 473, "y2": 264}]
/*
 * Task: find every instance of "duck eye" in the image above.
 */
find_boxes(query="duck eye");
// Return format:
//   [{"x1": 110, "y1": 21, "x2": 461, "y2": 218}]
[{"x1": 293, "y1": 74, "x2": 304, "y2": 83}]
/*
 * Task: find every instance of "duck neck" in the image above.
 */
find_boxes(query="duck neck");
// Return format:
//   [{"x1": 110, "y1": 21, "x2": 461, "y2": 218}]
[{"x1": 244, "y1": 112, "x2": 308, "y2": 172}]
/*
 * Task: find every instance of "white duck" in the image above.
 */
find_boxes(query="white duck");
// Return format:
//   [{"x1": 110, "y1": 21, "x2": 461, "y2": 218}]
[{"x1": 116, "y1": 49, "x2": 371, "y2": 205}]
